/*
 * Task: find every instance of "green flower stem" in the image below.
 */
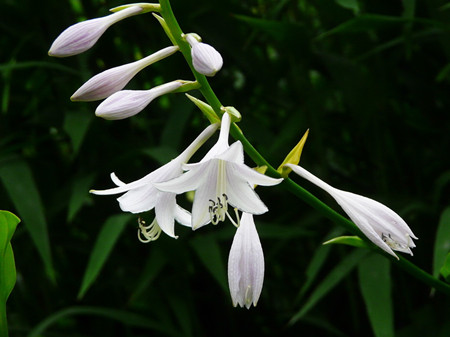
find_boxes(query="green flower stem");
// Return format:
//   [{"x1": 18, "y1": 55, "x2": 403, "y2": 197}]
[{"x1": 158, "y1": 0, "x2": 450, "y2": 296}]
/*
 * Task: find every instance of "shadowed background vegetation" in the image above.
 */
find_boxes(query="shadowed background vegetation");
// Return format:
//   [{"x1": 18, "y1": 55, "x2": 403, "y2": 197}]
[{"x1": 1, "y1": 0, "x2": 450, "y2": 336}]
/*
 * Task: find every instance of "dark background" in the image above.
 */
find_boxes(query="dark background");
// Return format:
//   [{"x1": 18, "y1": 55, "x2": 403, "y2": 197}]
[{"x1": 1, "y1": 0, "x2": 450, "y2": 336}]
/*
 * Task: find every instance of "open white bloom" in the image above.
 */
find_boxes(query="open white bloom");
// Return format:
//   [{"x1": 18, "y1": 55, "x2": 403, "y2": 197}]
[
  {"x1": 48, "y1": 6, "x2": 142, "y2": 57},
  {"x1": 71, "y1": 46, "x2": 179, "y2": 101},
  {"x1": 156, "y1": 112, "x2": 283, "y2": 229},
  {"x1": 285, "y1": 164, "x2": 418, "y2": 258},
  {"x1": 228, "y1": 213, "x2": 264, "y2": 309},
  {"x1": 90, "y1": 123, "x2": 219, "y2": 239},
  {"x1": 185, "y1": 34, "x2": 223, "y2": 77},
  {"x1": 95, "y1": 81, "x2": 182, "y2": 120}
]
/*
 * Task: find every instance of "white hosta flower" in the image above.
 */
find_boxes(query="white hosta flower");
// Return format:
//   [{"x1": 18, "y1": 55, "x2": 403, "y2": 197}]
[
  {"x1": 90, "y1": 123, "x2": 218, "y2": 239},
  {"x1": 228, "y1": 213, "x2": 264, "y2": 309},
  {"x1": 95, "y1": 81, "x2": 182, "y2": 120},
  {"x1": 71, "y1": 46, "x2": 179, "y2": 101},
  {"x1": 156, "y1": 112, "x2": 282, "y2": 229},
  {"x1": 185, "y1": 34, "x2": 223, "y2": 77},
  {"x1": 48, "y1": 6, "x2": 142, "y2": 57},
  {"x1": 285, "y1": 164, "x2": 418, "y2": 258}
]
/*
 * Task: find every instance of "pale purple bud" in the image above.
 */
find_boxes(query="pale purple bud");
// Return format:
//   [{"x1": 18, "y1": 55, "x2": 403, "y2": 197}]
[
  {"x1": 71, "y1": 46, "x2": 179, "y2": 101},
  {"x1": 228, "y1": 213, "x2": 265, "y2": 309},
  {"x1": 186, "y1": 34, "x2": 223, "y2": 77},
  {"x1": 95, "y1": 81, "x2": 182, "y2": 120},
  {"x1": 48, "y1": 6, "x2": 142, "y2": 57}
]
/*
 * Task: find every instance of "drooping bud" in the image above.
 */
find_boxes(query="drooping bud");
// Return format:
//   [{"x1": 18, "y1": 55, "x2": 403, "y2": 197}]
[
  {"x1": 71, "y1": 46, "x2": 179, "y2": 101},
  {"x1": 95, "y1": 81, "x2": 182, "y2": 120},
  {"x1": 228, "y1": 213, "x2": 265, "y2": 309},
  {"x1": 48, "y1": 6, "x2": 142, "y2": 57},
  {"x1": 185, "y1": 34, "x2": 223, "y2": 77}
]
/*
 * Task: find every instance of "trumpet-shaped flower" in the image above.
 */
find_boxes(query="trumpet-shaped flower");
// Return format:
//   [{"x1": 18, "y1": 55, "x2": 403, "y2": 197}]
[
  {"x1": 48, "y1": 6, "x2": 142, "y2": 57},
  {"x1": 90, "y1": 123, "x2": 219, "y2": 239},
  {"x1": 185, "y1": 34, "x2": 223, "y2": 77},
  {"x1": 228, "y1": 213, "x2": 264, "y2": 309},
  {"x1": 95, "y1": 81, "x2": 182, "y2": 120},
  {"x1": 285, "y1": 164, "x2": 418, "y2": 258},
  {"x1": 71, "y1": 46, "x2": 179, "y2": 101},
  {"x1": 156, "y1": 112, "x2": 283, "y2": 229}
]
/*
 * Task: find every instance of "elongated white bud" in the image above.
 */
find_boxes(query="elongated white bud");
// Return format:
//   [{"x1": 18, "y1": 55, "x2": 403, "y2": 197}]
[
  {"x1": 95, "y1": 81, "x2": 182, "y2": 120},
  {"x1": 71, "y1": 46, "x2": 179, "y2": 101},
  {"x1": 228, "y1": 213, "x2": 264, "y2": 309},
  {"x1": 48, "y1": 6, "x2": 142, "y2": 57},
  {"x1": 186, "y1": 34, "x2": 223, "y2": 77},
  {"x1": 285, "y1": 164, "x2": 418, "y2": 259}
]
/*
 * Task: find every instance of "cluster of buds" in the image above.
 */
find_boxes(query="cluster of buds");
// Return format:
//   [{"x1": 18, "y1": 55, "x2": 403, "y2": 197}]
[
  {"x1": 48, "y1": 3, "x2": 223, "y2": 120},
  {"x1": 49, "y1": 2, "x2": 418, "y2": 309}
]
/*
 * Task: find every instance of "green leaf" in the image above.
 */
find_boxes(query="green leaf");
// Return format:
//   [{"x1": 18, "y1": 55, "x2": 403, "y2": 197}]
[
  {"x1": 128, "y1": 246, "x2": 167, "y2": 304},
  {"x1": 190, "y1": 234, "x2": 228, "y2": 293},
  {"x1": 290, "y1": 249, "x2": 367, "y2": 324},
  {"x1": 0, "y1": 158, "x2": 54, "y2": 281},
  {"x1": 335, "y1": 0, "x2": 359, "y2": 13},
  {"x1": 323, "y1": 235, "x2": 369, "y2": 249},
  {"x1": 27, "y1": 306, "x2": 180, "y2": 337},
  {"x1": 440, "y1": 253, "x2": 450, "y2": 282},
  {"x1": 63, "y1": 109, "x2": 94, "y2": 157},
  {"x1": 78, "y1": 214, "x2": 133, "y2": 299},
  {"x1": 0, "y1": 211, "x2": 20, "y2": 302},
  {"x1": 0, "y1": 211, "x2": 20, "y2": 337},
  {"x1": 67, "y1": 173, "x2": 96, "y2": 222},
  {"x1": 433, "y1": 207, "x2": 450, "y2": 279},
  {"x1": 358, "y1": 254, "x2": 394, "y2": 337}
]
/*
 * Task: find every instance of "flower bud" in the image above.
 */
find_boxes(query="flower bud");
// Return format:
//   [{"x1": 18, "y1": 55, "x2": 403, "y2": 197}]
[
  {"x1": 186, "y1": 34, "x2": 223, "y2": 77},
  {"x1": 48, "y1": 6, "x2": 142, "y2": 57},
  {"x1": 228, "y1": 213, "x2": 264, "y2": 309},
  {"x1": 71, "y1": 46, "x2": 179, "y2": 101},
  {"x1": 95, "y1": 81, "x2": 182, "y2": 120}
]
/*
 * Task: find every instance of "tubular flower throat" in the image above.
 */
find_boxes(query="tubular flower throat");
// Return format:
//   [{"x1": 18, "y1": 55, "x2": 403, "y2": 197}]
[
  {"x1": 90, "y1": 123, "x2": 219, "y2": 239},
  {"x1": 155, "y1": 112, "x2": 283, "y2": 229}
]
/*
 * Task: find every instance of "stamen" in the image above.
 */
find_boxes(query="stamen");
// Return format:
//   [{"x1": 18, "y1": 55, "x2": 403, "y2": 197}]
[
  {"x1": 244, "y1": 285, "x2": 253, "y2": 307},
  {"x1": 381, "y1": 232, "x2": 408, "y2": 251},
  {"x1": 137, "y1": 217, "x2": 162, "y2": 243},
  {"x1": 208, "y1": 193, "x2": 240, "y2": 227}
]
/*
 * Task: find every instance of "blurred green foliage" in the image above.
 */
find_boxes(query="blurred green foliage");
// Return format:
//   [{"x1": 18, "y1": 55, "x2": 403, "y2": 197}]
[{"x1": 1, "y1": 0, "x2": 450, "y2": 336}]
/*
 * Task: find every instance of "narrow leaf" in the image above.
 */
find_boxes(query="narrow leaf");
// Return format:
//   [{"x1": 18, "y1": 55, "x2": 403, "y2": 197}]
[
  {"x1": 67, "y1": 173, "x2": 96, "y2": 222},
  {"x1": 78, "y1": 213, "x2": 133, "y2": 299},
  {"x1": 290, "y1": 249, "x2": 367, "y2": 325},
  {"x1": 433, "y1": 207, "x2": 450, "y2": 278},
  {"x1": 440, "y1": 253, "x2": 450, "y2": 282},
  {"x1": 0, "y1": 158, "x2": 54, "y2": 281},
  {"x1": 27, "y1": 306, "x2": 180, "y2": 337},
  {"x1": 323, "y1": 235, "x2": 369, "y2": 249},
  {"x1": 190, "y1": 234, "x2": 228, "y2": 292},
  {"x1": 0, "y1": 211, "x2": 20, "y2": 301},
  {"x1": 358, "y1": 254, "x2": 394, "y2": 337},
  {"x1": 0, "y1": 211, "x2": 20, "y2": 337}
]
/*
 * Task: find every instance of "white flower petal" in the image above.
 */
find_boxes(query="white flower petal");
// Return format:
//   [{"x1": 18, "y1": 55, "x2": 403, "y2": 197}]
[
  {"x1": 71, "y1": 46, "x2": 179, "y2": 101},
  {"x1": 286, "y1": 164, "x2": 417, "y2": 258},
  {"x1": 234, "y1": 162, "x2": 283, "y2": 187},
  {"x1": 228, "y1": 213, "x2": 264, "y2": 309},
  {"x1": 174, "y1": 205, "x2": 192, "y2": 227},
  {"x1": 48, "y1": 6, "x2": 142, "y2": 57},
  {"x1": 95, "y1": 81, "x2": 182, "y2": 120},
  {"x1": 226, "y1": 178, "x2": 268, "y2": 215},
  {"x1": 190, "y1": 162, "x2": 219, "y2": 229},
  {"x1": 117, "y1": 184, "x2": 159, "y2": 213},
  {"x1": 186, "y1": 34, "x2": 223, "y2": 77},
  {"x1": 155, "y1": 192, "x2": 177, "y2": 238}
]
